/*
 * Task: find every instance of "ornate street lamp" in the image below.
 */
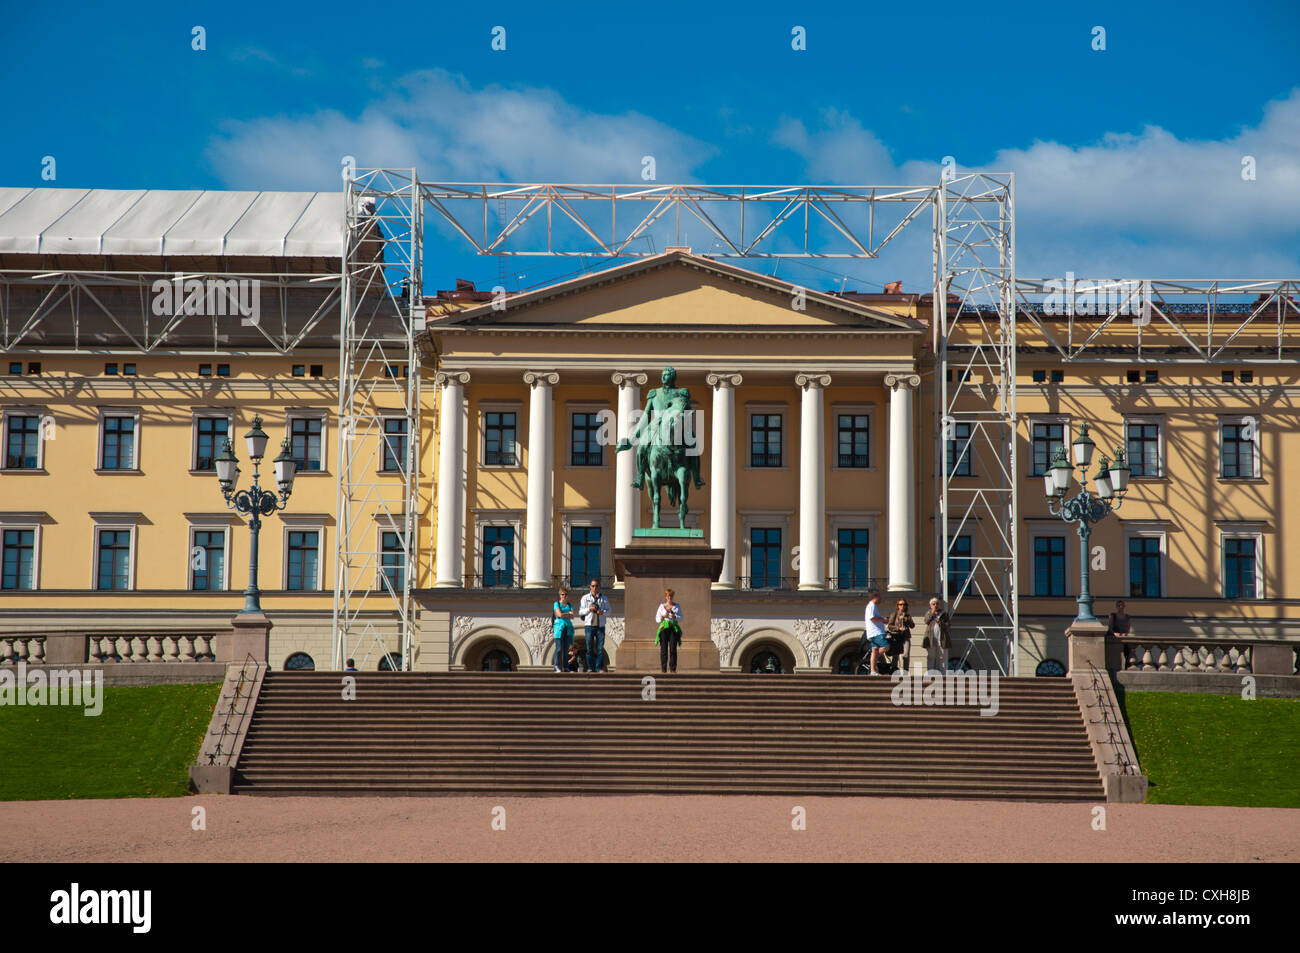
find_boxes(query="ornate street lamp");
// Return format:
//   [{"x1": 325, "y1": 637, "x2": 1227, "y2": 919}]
[
  {"x1": 217, "y1": 415, "x2": 296, "y2": 613},
  {"x1": 1046, "y1": 421, "x2": 1129, "y2": 625}
]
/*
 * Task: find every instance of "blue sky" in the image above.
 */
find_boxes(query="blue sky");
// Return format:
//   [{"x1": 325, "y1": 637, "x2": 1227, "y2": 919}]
[{"x1": 3, "y1": 0, "x2": 1298, "y2": 291}]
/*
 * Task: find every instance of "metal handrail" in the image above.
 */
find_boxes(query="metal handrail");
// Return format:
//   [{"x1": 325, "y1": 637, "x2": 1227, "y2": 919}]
[
  {"x1": 206, "y1": 653, "x2": 262, "y2": 767},
  {"x1": 1085, "y1": 661, "x2": 1138, "y2": 776}
]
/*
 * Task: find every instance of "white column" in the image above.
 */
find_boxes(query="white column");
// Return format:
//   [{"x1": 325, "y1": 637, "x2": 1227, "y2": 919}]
[
  {"x1": 434, "y1": 371, "x2": 469, "y2": 587},
  {"x1": 612, "y1": 372, "x2": 647, "y2": 551},
  {"x1": 886, "y1": 373, "x2": 921, "y2": 592},
  {"x1": 707, "y1": 373, "x2": 742, "y2": 588},
  {"x1": 796, "y1": 373, "x2": 831, "y2": 590},
  {"x1": 523, "y1": 371, "x2": 558, "y2": 588}
]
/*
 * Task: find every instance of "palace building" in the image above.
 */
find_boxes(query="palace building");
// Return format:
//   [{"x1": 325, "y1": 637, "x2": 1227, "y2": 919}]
[{"x1": 1, "y1": 186, "x2": 1297, "y2": 678}]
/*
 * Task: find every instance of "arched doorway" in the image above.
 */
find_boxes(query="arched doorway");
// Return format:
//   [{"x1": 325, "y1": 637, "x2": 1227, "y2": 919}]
[
  {"x1": 831, "y1": 643, "x2": 867, "y2": 675},
  {"x1": 740, "y1": 641, "x2": 795, "y2": 674},
  {"x1": 465, "y1": 638, "x2": 520, "y2": 672}
]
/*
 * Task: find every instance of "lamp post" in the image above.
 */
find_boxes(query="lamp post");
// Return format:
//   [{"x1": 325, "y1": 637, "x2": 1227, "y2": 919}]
[
  {"x1": 1045, "y1": 422, "x2": 1130, "y2": 624},
  {"x1": 216, "y1": 415, "x2": 297, "y2": 614}
]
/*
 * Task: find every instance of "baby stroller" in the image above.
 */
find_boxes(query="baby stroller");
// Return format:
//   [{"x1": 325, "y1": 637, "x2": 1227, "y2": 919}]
[{"x1": 859, "y1": 629, "x2": 910, "y2": 675}]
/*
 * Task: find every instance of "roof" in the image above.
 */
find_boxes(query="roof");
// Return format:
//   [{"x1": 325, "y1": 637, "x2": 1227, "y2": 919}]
[
  {"x1": 432, "y1": 250, "x2": 925, "y2": 332},
  {"x1": 0, "y1": 187, "x2": 345, "y2": 257}
]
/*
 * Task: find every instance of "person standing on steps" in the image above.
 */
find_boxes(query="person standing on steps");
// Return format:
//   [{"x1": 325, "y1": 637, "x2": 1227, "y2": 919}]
[
  {"x1": 579, "y1": 577, "x2": 612, "y2": 673},
  {"x1": 656, "y1": 588, "x2": 683, "y2": 673},
  {"x1": 861, "y1": 591, "x2": 890, "y2": 675},
  {"x1": 552, "y1": 587, "x2": 576, "y2": 673},
  {"x1": 1106, "y1": 600, "x2": 1132, "y2": 637},
  {"x1": 924, "y1": 597, "x2": 951, "y2": 673}
]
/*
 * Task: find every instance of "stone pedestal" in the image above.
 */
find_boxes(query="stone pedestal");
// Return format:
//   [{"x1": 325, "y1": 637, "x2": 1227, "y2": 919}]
[
  {"x1": 1067, "y1": 619, "x2": 1109, "y2": 674},
  {"x1": 229, "y1": 611, "x2": 271, "y2": 664},
  {"x1": 613, "y1": 533, "x2": 723, "y2": 672}
]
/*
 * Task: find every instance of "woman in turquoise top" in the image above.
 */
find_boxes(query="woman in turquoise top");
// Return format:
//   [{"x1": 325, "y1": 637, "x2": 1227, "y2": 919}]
[{"x1": 552, "y1": 587, "x2": 576, "y2": 673}]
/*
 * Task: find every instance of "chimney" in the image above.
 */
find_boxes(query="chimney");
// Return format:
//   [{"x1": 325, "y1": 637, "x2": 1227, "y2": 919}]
[
  {"x1": 456, "y1": 279, "x2": 476, "y2": 291},
  {"x1": 884, "y1": 281, "x2": 903, "y2": 295},
  {"x1": 665, "y1": 245, "x2": 691, "y2": 255}
]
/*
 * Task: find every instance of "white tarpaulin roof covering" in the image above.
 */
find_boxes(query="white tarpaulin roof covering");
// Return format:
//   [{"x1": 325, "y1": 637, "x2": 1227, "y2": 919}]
[{"x1": 0, "y1": 187, "x2": 345, "y2": 257}]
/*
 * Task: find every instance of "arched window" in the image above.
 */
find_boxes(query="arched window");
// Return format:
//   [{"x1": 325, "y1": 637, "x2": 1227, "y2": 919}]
[
  {"x1": 741, "y1": 641, "x2": 794, "y2": 674},
  {"x1": 1035, "y1": 658, "x2": 1067, "y2": 677},
  {"x1": 378, "y1": 652, "x2": 402, "y2": 671},
  {"x1": 284, "y1": 652, "x2": 315, "y2": 671},
  {"x1": 481, "y1": 649, "x2": 514, "y2": 672}
]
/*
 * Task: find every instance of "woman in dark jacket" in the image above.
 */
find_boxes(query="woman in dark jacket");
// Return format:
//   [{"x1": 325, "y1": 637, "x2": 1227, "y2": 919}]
[{"x1": 886, "y1": 599, "x2": 915, "y2": 671}]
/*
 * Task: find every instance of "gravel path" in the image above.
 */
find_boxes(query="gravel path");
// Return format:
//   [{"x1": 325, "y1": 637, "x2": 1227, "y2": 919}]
[{"x1": 2, "y1": 796, "x2": 1295, "y2": 862}]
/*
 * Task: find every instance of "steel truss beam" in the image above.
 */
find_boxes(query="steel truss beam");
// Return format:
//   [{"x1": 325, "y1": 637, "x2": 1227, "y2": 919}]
[
  {"x1": 418, "y1": 183, "x2": 940, "y2": 260},
  {"x1": 333, "y1": 169, "x2": 422, "y2": 671},
  {"x1": 0, "y1": 270, "x2": 340, "y2": 353},
  {"x1": 1013, "y1": 278, "x2": 1300, "y2": 362}
]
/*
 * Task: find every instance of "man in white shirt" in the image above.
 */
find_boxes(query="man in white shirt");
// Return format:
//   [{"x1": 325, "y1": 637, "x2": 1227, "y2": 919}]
[
  {"x1": 579, "y1": 578, "x2": 613, "y2": 673},
  {"x1": 860, "y1": 590, "x2": 890, "y2": 675}
]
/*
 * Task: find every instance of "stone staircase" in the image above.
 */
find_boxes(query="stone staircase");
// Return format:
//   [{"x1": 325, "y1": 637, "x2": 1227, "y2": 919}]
[{"x1": 230, "y1": 672, "x2": 1104, "y2": 800}]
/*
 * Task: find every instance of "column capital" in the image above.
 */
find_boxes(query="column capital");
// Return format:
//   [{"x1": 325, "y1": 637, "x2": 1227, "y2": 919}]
[
  {"x1": 884, "y1": 372, "x2": 921, "y2": 390},
  {"x1": 795, "y1": 372, "x2": 832, "y2": 390},
  {"x1": 706, "y1": 372, "x2": 743, "y2": 388},
  {"x1": 523, "y1": 370, "x2": 559, "y2": 388},
  {"x1": 611, "y1": 371, "x2": 648, "y2": 388},
  {"x1": 434, "y1": 370, "x2": 470, "y2": 387}
]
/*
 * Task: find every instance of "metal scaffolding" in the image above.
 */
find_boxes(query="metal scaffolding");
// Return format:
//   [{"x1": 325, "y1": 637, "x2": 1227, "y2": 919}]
[
  {"x1": 333, "y1": 169, "x2": 423, "y2": 671},
  {"x1": 933, "y1": 174, "x2": 1018, "y2": 674},
  {"x1": 350, "y1": 173, "x2": 1020, "y2": 672}
]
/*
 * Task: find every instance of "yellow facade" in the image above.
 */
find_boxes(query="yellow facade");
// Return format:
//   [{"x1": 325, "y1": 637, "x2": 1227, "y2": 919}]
[{"x1": 4, "y1": 250, "x2": 1297, "y2": 675}]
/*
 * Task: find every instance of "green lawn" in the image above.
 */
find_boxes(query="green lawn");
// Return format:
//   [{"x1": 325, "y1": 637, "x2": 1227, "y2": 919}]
[
  {"x1": 0, "y1": 682, "x2": 220, "y2": 800},
  {"x1": 1121, "y1": 690, "x2": 1300, "y2": 808}
]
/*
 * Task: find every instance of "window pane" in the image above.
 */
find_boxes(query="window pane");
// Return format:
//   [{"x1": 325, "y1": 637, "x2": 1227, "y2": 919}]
[{"x1": 2, "y1": 529, "x2": 35, "y2": 589}]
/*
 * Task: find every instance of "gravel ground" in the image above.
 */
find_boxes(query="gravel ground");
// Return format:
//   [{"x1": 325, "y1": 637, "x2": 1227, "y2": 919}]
[{"x1": 2, "y1": 795, "x2": 1296, "y2": 862}]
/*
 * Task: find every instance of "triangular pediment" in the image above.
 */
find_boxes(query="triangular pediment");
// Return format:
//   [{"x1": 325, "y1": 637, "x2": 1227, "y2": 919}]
[{"x1": 432, "y1": 252, "x2": 922, "y2": 334}]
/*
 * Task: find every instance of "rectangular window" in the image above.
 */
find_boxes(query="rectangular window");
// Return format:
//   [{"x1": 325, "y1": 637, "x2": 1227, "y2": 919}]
[
  {"x1": 1033, "y1": 536, "x2": 1067, "y2": 597},
  {"x1": 199, "y1": 364, "x2": 212, "y2": 377},
  {"x1": 292, "y1": 365, "x2": 306, "y2": 377},
  {"x1": 1222, "y1": 370, "x2": 1235, "y2": 383},
  {"x1": 1126, "y1": 370, "x2": 1140, "y2": 383},
  {"x1": 482, "y1": 526, "x2": 516, "y2": 587},
  {"x1": 382, "y1": 419, "x2": 408, "y2": 472},
  {"x1": 123, "y1": 363, "x2": 137, "y2": 376},
  {"x1": 1031, "y1": 422, "x2": 1065, "y2": 477},
  {"x1": 381, "y1": 531, "x2": 405, "y2": 592},
  {"x1": 290, "y1": 417, "x2": 323, "y2": 472},
  {"x1": 1220, "y1": 421, "x2": 1257, "y2": 479},
  {"x1": 750, "y1": 414, "x2": 782, "y2": 468},
  {"x1": 5, "y1": 415, "x2": 40, "y2": 469},
  {"x1": 216, "y1": 364, "x2": 230, "y2": 377},
  {"x1": 96, "y1": 530, "x2": 132, "y2": 590},
  {"x1": 836, "y1": 527, "x2": 871, "y2": 590},
  {"x1": 1126, "y1": 422, "x2": 1161, "y2": 478},
  {"x1": 310, "y1": 364, "x2": 324, "y2": 378},
  {"x1": 946, "y1": 422, "x2": 972, "y2": 477},
  {"x1": 104, "y1": 362, "x2": 118, "y2": 375},
  {"x1": 194, "y1": 417, "x2": 229, "y2": 471},
  {"x1": 287, "y1": 530, "x2": 320, "y2": 591},
  {"x1": 1032, "y1": 369, "x2": 1046, "y2": 383},
  {"x1": 1223, "y1": 537, "x2": 1257, "y2": 599},
  {"x1": 836, "y1": 414, "x2": 870, "y2": 468},
  {"x1": 1241, "y1": 370, "x2": 1254, "y2": 383},
  {"x1": 571, "y1": 412, "x2": 604, "y2": 467},
  {"x1": 1145, "y1": 370, "x2": 1159, "y2": 384},
  {"x1": 1128, "y1": 537, "x2": 1162, "y2": 597},
  {"x1": 7, "y1": 362, "x2": 19, "y2": 375},
  {"x1": 100, "y1": 416, "x2": 136, "y2": 470},
  {"x1": 1, "y1": 529, "x2": 36, "y2": 590},
  {"x1": 569, "y1": 526, "x2": 602, "y2": 588},
  {"x1": 190, "y1": 530, "x2": 225, "y2": 591},
  {"x1": 948, "y1": 536, "x2": 973, "y2": 596},
  {"x1": 1050, "y1": 369, "x2": 1064, "y2": 383},
  {"x1": 750, "y1": 527, "x2": 782, "y2": 589},
  {"x1": 27, "y1": 362, "x2": 40, "y2": 375},
  {"x1": 484, "y1": 412, "x2": 517, "y2": 466}
]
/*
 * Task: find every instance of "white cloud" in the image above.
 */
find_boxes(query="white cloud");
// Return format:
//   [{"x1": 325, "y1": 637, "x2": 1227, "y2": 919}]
[
  {"x1": 207, "y1": 68, "x2": 716, "y2": 190},
  {"x1": 774, "y1": 90, "x2": 1300, "y2": 278}
]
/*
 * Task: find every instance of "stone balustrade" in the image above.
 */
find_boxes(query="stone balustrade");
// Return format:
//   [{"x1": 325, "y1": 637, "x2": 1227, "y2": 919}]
[
  {"x1": 1119, "y1": 638, "x2": 1297, "y2": 676},
  {"x1": 0, "y1": 630, "x2": 230, "y2": 665}
]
